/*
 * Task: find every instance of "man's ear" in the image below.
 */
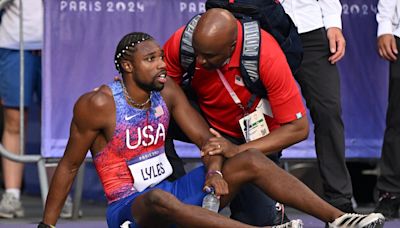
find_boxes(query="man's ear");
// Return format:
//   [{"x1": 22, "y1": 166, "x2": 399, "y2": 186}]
[{"x1": 121, "y1": 60, "x2": 133, "y2": 73}]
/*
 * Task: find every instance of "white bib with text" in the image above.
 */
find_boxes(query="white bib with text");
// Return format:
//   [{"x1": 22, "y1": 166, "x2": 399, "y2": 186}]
[{"x1": 127, "y1": 149, "x2": 173, "y2": 192}]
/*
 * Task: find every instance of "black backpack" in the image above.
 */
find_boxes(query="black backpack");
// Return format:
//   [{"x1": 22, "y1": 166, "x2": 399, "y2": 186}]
[{"x1": 179, "y1": 0, "x2": 303, "y2": 98}]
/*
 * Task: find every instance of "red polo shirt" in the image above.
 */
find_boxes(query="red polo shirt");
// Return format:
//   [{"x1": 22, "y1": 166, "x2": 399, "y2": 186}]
[{"x1": 164, "y1": 21, "x2": 306, "y2": 138}]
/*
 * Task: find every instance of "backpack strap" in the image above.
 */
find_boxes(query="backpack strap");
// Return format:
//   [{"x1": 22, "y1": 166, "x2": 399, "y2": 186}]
[
  {"x1": 240, "y1": 19, "x2": 267, "y2": 98},
  {"x1": 179, "y1": 15, "x2": 267, "y2": 99},
  {"x1": 180, "y1": 14, "x2": 201, "y2": 87}
]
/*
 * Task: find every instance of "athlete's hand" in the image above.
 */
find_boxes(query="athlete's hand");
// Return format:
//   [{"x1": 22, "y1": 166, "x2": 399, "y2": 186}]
[
  {"x1": 377, "y1": 34, "x2": 398, "y2": 62},
  {"x1": 200, "y1": 128, "x2": 240, "y2": 158},
  {"x1": 327, "y1": 27, "x2": 346, "y2": 64},
  {"x1": 203, "y1": 172, "x2": 229, "y2": 197}
]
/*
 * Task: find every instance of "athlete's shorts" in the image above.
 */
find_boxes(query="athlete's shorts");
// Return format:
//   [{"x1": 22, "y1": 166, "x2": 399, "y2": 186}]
[
  {"x1": 106, "y1": 165, "x2": 206, "y2": 228},
  {"x1": 0, "y1": 48, "x2": 41, "y2": 107}
]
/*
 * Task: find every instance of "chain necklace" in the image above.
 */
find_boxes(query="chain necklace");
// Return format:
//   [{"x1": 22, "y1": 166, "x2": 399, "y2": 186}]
[{"x1": 119, "y1": 79, "x2": 152, "y2": 109}]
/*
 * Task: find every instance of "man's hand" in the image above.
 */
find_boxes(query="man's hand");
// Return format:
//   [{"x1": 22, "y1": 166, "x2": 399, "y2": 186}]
[
  {"x1": 377, "y1": 34, "x2": 398, "y2": 62},
  {"x1": 200, "y1": 128, "x2": 240, "y2": 158},
  {"x1": 327, "y1": 27, "x2": 346, "y2": 64},
  {"x1": 203, "y1": 172, "x2": 229, "y2": 196}
]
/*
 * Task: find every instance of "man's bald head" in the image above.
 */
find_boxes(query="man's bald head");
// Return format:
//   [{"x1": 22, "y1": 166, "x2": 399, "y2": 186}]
[
  {"x1": 192, "y1": 8, "x2": 238, "y2": 70},
  {"x1": 194, "y1": 8, "x2": 237, "y2": 43}
]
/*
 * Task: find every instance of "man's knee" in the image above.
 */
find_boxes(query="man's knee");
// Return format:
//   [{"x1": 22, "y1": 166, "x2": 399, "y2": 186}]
[{"x1": 145, "y1": 189, "x2": 181, "y2": 215}]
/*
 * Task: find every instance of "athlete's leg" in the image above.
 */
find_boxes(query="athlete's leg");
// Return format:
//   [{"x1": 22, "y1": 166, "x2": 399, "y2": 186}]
[
  {"x1": 219, "y1": 149, "x2": 343, "y2": 223},
  {"x1": 131, "y1": 189, "x2": 259, "y2": 228}
]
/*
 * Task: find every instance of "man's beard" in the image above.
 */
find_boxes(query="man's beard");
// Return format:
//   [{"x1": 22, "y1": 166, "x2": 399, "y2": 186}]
[{"x1": 137, "y1": 79, "x2": 164, "y2": 92}]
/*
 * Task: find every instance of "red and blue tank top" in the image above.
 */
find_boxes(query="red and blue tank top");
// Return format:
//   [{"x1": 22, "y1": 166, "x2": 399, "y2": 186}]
[{"x1": 93, "y1": 80, "x2": 170, "y2": 203}]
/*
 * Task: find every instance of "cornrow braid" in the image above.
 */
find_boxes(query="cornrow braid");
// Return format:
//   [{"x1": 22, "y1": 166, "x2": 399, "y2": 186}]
[{"x1": 114, "y1": 32, "x2": 153, "y2": 73}]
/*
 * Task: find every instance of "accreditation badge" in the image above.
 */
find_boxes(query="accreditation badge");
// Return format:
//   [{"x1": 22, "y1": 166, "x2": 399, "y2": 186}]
[{"x1": 239, "y1": 109, "x2": 270, "y2": 142}]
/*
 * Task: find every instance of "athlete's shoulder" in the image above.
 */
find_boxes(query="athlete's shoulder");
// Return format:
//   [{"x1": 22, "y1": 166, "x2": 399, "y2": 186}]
[{"x1": 74, "y1": 85, "x2": 114, "y2": 118}]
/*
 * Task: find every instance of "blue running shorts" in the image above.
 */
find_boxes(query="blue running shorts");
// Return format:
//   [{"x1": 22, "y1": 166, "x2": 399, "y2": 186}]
[
  {"x1": 0, "y1": 48, "x2": 41, "y2": 107},
  {"x1": 106, "y1": 165, "x2": 207, "y2": 228}
]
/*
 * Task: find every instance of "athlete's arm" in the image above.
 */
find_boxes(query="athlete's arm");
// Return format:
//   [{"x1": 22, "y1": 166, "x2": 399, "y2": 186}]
[
  {"x1": 42, "y1": 87, "x2": 114, "y2": 226},
  {"x1": 162, "y1": 78, "x2": 228, "y2": 195}
]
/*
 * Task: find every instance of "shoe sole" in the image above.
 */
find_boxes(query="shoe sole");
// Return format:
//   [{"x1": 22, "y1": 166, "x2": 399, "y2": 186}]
[
  {"x1": 0, "y1": 210, "x2": 24, "y2": 218},
  {"x1": 0, "y1": 212, "x2": 14, "y2": 219}
]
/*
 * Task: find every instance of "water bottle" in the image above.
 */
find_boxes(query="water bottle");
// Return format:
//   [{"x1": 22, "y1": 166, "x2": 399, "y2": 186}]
[{"x1": 202, "y1": 187, "x2": 220, "y2": 213}]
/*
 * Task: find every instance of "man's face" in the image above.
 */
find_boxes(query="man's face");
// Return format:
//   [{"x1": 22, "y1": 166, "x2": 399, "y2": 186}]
[
  {"x1": 130, "y1": 40, "x2": 167, "y2": 91},
  {"x1": 193, "y1": 39, "x2": 234, "y2": 71}
]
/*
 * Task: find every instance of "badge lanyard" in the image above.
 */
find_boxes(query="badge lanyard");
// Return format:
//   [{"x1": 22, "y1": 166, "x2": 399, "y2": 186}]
[{"x1": 217, "y1": 69, "x2": 253, "y2": 140}]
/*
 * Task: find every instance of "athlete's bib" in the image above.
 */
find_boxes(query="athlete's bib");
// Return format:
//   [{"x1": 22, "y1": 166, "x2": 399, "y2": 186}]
[{"x1": 127, "y1": 148, "x2": 173, "y2": 192}]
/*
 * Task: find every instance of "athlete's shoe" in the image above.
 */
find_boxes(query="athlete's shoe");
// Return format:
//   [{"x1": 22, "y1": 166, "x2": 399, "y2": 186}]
[
  {"x1": 0, "y1": 193, "x2": 24, "y2": 218},
  {"x1": 272, "y1": 219, "x2": 303, "y2": 228},
  {"x1": 327, "y1": 213, "x2": 385, "y2": 228}
]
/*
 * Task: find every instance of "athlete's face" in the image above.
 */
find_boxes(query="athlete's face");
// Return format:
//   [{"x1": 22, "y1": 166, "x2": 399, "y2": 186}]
[{"x1": 131, "y1": 40, "x2": 167, "y2": 91}]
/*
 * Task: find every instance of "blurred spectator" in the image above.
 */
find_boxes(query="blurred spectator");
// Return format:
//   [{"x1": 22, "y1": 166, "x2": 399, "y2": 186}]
[
  {"x1": 0, "y1": 0, "x2": 42, "y2": 218},
  {"x1": 375, "y1": 0, "x2": 400, "y2": 219},
  {"x1": 281, "y1": 0, "x2": 355, "y2": 212}
]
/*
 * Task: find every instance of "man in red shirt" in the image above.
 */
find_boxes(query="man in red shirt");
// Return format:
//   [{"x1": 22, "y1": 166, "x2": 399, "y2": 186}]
[{"x1": 164, "y1": 8, "x2": 308, "y2": 226}]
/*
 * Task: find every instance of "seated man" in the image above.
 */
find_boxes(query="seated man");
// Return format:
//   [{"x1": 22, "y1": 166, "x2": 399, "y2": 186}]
[{"x1": 39, "y1": 32, "x2": 385, "y2": 228}]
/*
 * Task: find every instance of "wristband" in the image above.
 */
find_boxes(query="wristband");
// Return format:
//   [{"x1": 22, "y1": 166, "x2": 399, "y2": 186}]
[
  {"x1": 38, "y1": 222, "x2": 56, "y2": 228},
  {"x1": 206, "y1": 170, "x2": 223, "y2": 179}
]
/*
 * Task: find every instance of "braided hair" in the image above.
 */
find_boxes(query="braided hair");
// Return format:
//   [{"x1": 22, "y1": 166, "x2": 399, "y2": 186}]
[{"x1": 114, "y1": 32, "x2": 154, "y2": 74}]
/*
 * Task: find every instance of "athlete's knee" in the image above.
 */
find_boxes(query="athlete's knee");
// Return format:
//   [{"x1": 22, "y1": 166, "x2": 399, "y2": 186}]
[
  {"x1": 145, "y1": 189, "x2": 181, "y2": 215},
  {"x1": 235, "y1": 149, "x2": 273, "y2": 173}
]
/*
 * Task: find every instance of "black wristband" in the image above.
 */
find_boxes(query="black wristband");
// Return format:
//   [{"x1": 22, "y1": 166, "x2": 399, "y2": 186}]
[{"x1": 38, "y1": 221, "x2": 55, "y2": 228}]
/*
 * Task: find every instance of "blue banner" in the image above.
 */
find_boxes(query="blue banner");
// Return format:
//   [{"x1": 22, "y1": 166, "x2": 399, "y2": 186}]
[
  {"x1": 42, "y1": 0, "x2": 206, "y2": 157},
  {"x1": 43, "y1": 0, "x2": 388, "y2": 159}
]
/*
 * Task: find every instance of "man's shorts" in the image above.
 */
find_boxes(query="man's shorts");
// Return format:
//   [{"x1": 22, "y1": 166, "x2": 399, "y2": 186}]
[
  {"x1": 106, "y1": 165, "x2": 207, "y2": 228},
  {"x1": 0, "y1": 48, "x2": 41, "y2": 108}
]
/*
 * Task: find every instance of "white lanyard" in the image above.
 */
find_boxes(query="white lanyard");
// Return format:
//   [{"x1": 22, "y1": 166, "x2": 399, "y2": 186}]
[
  {"x1": 216, "y1": 69, "x2": 247, "y2": 114},
  {"x1": 216, "y1": 69, "x2": 269, "y2": 141}
]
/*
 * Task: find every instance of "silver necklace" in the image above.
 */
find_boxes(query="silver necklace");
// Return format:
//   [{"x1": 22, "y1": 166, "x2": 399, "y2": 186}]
[{"x1": 120, "y1": 79, "x2": 151, "y2": 109}]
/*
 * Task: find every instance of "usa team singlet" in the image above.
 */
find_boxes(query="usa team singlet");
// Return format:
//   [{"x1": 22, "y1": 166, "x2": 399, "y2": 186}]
[
  {"x1": 93, "y1": 80, "x2": 171, "y2": 204},
  {"x1": 99, "y1": 80, "x2": 207, "y2": 228}
]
